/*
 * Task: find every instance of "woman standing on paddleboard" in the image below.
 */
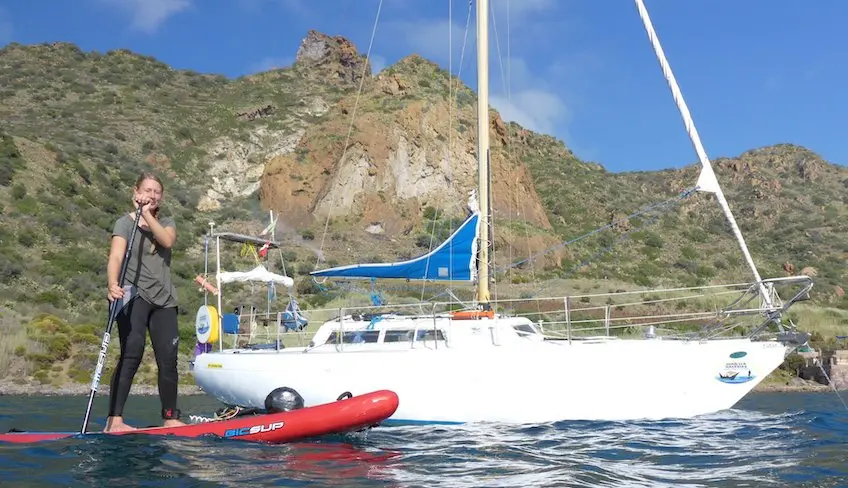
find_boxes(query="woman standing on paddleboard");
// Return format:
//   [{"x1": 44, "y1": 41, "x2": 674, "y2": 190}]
[{"x1": 104, "y1": 172, "x2": 185, "y2": 433}]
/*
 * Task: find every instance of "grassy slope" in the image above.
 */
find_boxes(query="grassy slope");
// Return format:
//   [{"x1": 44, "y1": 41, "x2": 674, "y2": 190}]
[{"x1": 0, "y1": 41, "x2": 845, "y2": 388}]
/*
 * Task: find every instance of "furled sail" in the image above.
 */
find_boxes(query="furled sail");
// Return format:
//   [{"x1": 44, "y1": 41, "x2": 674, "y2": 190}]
[
  {"x1": 219, "y1": 265, "x2": 294, "y2": 287},
  {"x1": 310, "y1": 211, "x2": 481, "y2": 282}
]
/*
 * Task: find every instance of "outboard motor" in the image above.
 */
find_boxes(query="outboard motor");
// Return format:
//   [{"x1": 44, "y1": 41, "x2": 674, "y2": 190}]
[{"x1": 264, "y1": 386, "x2": 305, "y2": 413}]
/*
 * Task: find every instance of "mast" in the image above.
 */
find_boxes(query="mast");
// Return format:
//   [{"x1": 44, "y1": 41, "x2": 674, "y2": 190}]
[
  {"x1": 476, "y1": 0, "x2": 491, "y2": 305},
  {"x1": 633, "y1": 0, "x2": 774, "y2": 309}
]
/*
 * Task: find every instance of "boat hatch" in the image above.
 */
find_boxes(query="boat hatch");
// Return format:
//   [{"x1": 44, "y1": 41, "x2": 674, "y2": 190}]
[{"x1": 513, "y1": 323, "x2": 540, "y2": 336}]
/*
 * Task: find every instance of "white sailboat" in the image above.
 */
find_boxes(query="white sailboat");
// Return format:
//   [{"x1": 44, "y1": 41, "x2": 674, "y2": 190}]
[{"x1": 191, "y1": 0, "x2": 814, "y2": 424}]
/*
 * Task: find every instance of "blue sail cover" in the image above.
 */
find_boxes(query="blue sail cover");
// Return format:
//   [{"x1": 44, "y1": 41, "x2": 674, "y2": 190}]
[{"x1": 310, "y1": 212, "x2": 480, "y2": 282}]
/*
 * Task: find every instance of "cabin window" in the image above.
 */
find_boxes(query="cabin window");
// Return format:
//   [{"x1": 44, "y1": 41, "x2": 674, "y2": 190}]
[
  {"x1": 326, "y1": 330, "x2": 381, "y2": 344},
  {"x1": 416, "y1": 329, "x2": 446, "y2": 342},
  {"x1": 382, "y1": 329, "x2": 445, "y2": 343},
  {"x1": 513, "y1": 324, "x2": 538, "y2": 335},
  {"x1": 383, "y1": 330, "x2": 412, "y2": 343}
]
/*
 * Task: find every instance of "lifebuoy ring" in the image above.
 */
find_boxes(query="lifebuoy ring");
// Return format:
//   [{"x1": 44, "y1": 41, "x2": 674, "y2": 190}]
[{"x1": 195, "y1": 305, "x2": 220, "y2": 344}]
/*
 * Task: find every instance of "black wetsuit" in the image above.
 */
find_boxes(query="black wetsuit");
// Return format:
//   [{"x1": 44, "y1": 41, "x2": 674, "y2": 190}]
[
  {"x1": 108, "y1": 212, "x2": 181, "y2": 420},
  {"x1": 108, "y1": 296, "x2": 180, "y2": 419}
]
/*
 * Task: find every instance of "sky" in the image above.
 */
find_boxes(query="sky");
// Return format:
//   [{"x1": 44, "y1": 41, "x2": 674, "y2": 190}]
[{"x1": 0, "y1": 0, "x2": 845, "y2": 173}]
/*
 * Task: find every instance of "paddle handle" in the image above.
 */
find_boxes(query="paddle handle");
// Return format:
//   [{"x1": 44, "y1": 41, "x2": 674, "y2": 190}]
[{"x1": 80, "y1": 204, "x2": 145, "y2": 434}]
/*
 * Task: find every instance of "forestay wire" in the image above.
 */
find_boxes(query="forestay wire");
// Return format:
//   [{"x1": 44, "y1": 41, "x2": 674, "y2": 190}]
[
  {"x1": 496, "y1": 186, "x2": 699, "y2": 277},
  {"x1": 422, "y1": 0, "x2": 475, "y2": 303},
  {"x1": 314, "y1": 0, "x2": 385, "y2": 273},
  {"x1": 309, "y1": 187, "x2": 699, "y2": 303}
]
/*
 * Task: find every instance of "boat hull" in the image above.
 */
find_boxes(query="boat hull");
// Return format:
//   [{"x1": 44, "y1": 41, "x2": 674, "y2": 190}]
[
  {"x1": 192, "y1": 338, "x2": 786, "y2": 424},
  {"x1": 0, "y1": 390, "x2": 399, "y2": 443}
]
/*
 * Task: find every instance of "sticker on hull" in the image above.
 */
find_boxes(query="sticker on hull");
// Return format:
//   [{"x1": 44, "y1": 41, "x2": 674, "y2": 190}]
[
  {"x1": 716, "y1": 371, "x2": 755, "y2": 384},
  {"x1": 716, "y1": 360, "x2": 755, "y2": 384}
]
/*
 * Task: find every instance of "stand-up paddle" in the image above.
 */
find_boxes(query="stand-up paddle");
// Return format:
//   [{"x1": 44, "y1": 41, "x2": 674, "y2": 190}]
[
  {"x1": 80, "y1": 203, "x2": 146, "y2": 434},
  {"x1": 2, "y1": 203, "x2": 402, "y2": 444},
  {"x1": 2, "y1": 389, "x2": 399, "y2": 444}
]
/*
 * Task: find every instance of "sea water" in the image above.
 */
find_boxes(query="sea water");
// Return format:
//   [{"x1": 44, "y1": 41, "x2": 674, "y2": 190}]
[{"x1": 0, "y1": 391, "x2": 845, "y2": 487}]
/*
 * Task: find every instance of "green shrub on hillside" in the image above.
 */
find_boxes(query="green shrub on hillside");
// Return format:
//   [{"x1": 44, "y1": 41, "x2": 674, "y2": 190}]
[{"x1": 0, "y1": 134, "x2": 25, "y2": 186}]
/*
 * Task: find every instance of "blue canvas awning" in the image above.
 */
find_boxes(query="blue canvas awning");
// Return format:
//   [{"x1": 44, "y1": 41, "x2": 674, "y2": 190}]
[{"x1": 310, "y1": 212, "x2": 480, "y2": 282}]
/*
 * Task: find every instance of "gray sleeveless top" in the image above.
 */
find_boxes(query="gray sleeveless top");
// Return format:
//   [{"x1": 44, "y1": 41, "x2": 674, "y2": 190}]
[{"x1": 112, "y1": 213, "x2": 178, "y2": 308}]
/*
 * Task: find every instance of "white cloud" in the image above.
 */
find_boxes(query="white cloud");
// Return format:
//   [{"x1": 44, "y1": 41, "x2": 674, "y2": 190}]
[
  {"x1": 237, "y1": 0, "x2": 309, "y2": 18},
  {"x1": 383, "y1": 16, "x2": 573, "y2": 138},
  {"x1": 379, "y1": 0, "x2": 558, "y2": 73},
  {"x1": 491, "y1": 89, "x2": 570, "y2": 135},
  {"x1": 492, "y1": 0, "x2": 555, "y2": 18},
  {"x1": 486, "y1": 55, "x2": 571, "y2": 136},
  {"x1": 277, "y1": 0, "x2": 310, "y2": 17},
  {"x1": 489, "y1": 54, "x2": 529, "y2": 93},
  {"x1": 802, "y1": 66, "x2": 820, "y2": 81},
  {"x1": 370, "y1": 54, "x2": 387, "y2": 74},
  {"x1": 763, "y1": 75, "x2": 781, "y2": 94},
  {"x1": 248, "y1": 56, "x2": 294, "y2": 73},
  {"x1": 98, "y1": 0, "x2": 191, "y2": 34},
  {"x1": 371, "y1": 0, "x2": 585, "y2": 146},
  {"x1": 384, "y1": 18, "x2": 467, "y2": 64},
  {"x1": 236, "y1": 0, "x2": 263, "y2": 12},
  {"x1": 0, "y1": 7, "x2": 12, "y2": 43}
]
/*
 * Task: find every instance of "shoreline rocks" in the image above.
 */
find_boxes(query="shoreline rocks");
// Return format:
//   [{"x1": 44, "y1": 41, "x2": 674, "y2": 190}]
[{"x1": 753, "y1": 376, "x2": 832, "y2": 393}]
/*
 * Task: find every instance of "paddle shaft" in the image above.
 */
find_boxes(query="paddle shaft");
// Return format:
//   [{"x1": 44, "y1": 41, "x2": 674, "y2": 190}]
[{"x1": 80, "y1": 204, "x2": 145, "y2": 434}]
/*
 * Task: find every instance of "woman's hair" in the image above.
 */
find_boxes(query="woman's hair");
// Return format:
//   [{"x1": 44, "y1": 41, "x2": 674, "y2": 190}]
[
  {"x1": 134, "y1": 172, "x2": 164, "y2": 215},
  {"x1": 135, "y1": 172, "x2": 164, "y2": 192}
]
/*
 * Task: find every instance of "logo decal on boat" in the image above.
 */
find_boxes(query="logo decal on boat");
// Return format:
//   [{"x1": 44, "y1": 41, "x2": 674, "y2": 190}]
[
  {"x1": 224, "y1": 421, "x2": 285, "y2": 438},
  {"x1": 207, "y1": 363, "x2": 222, "y2": 369},
  {"x1": 729, "y1": 351, "x2": 747, "y2": 359},
  {"x1": 716, "y1": 360, "x2": 755, "y2": 384}
]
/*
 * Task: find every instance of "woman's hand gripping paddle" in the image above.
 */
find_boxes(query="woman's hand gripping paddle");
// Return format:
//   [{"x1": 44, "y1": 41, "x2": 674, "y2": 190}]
[{"x1": 80, "y1": 204, "x2": 145, "y2": 434}]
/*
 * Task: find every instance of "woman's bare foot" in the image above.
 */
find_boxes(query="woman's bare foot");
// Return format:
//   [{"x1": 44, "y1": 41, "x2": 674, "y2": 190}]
[
  {"x1": 104, "y1": 416, "x2": 137, "y2": 433},
  {"x1": 163, "y1": 419, "x2": 186, "y2": 428}
]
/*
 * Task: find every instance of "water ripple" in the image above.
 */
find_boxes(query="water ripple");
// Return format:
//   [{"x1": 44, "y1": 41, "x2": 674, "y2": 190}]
[{"x1": 0, "y1": 392, "x2": 845, "y2": 487}]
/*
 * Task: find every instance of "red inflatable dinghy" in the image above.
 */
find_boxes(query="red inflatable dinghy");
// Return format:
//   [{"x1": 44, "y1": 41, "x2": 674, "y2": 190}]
[{"x1": 0, "y1": 389, "x2": 399, "y2": 444}]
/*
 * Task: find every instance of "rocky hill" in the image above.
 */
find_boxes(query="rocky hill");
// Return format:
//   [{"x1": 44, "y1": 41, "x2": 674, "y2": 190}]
[{"x1": 0, "y1": 30, "x2": 846, "y2": 389}]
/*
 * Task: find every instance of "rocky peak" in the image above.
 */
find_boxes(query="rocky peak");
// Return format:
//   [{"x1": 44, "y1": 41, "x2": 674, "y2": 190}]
[
  {"x1": 393, "y1": 54, "x2": 440, "y2": 71},
  {"x1": 294, "y1": 30, "x2": 371, "y2": 86},
  {"x1": 716, "y1": 143, "x2": 829, "y2": 183},
  {"x1": 257, "y1": 73, "x2": 560, "y2": 267}
]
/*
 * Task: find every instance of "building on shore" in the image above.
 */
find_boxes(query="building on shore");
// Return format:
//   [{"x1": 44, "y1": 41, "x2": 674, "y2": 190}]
[{"x1": 797, "y1": 347, "x2": 848, "y2": 390}]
